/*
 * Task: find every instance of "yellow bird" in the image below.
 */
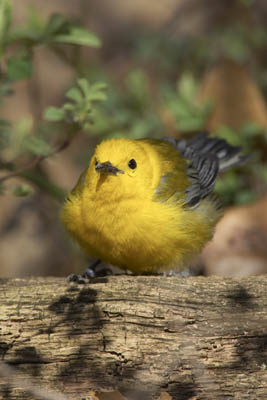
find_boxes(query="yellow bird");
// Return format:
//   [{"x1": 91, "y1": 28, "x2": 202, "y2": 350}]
[{"x1": 61, "y1": 133, "x2": 248, "y2": 278}]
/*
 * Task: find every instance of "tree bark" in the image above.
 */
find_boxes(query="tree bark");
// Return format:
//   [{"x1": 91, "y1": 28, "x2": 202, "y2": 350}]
[{"x1": 1, "y1": 275, "x2": 267, "y2": 400}]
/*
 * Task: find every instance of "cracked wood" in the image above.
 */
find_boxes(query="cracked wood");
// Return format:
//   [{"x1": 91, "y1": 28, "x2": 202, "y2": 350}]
[{"x1": 1, "y1": 276, "x2": 267, "y2": 399}]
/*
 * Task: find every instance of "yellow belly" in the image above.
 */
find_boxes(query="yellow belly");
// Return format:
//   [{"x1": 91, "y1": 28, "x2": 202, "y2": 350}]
[{"x1": 61, "y1": 193, "x2": 220, "y2": 273}]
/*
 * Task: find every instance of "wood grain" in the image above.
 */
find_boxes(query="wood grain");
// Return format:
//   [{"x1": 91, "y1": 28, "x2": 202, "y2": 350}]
[{"x1": 1, "y1": 275, "x2": 267, "y2": 399}]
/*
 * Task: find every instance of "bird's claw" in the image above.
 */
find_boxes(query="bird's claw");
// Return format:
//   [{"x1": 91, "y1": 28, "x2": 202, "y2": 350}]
[
  {"x1": 67, "y1": 273, "x2": 87, "y2": 284},
  {"x1": 68, "y1": 262, "x2": 112, "y2": 284}
]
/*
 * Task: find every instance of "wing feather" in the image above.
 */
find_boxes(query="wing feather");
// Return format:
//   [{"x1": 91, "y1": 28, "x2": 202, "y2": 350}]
[{"x1": 163, "y1": 133, "x2": 249, "y2": 207}]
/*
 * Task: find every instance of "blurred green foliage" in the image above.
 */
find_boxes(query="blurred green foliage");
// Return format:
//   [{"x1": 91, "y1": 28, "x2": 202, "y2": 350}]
[
  {"x1": 215, "y1": 124, "x2": 267, "y2": 205},
  {"x1": 162, "y1": 74, "x2": 213, "y2": 132},
  {"x1": 0, "y1": 0, "x2": 106, "y2": 199},
  {"x1": 45, "y1": 79, "x2": 107, "y2": 130},
  {"x1": 90, "y1": 68, "x2": 164, "y2": 140},
  {"x1": 0, "y1": 0, "x2": 267, "y2": 207}
]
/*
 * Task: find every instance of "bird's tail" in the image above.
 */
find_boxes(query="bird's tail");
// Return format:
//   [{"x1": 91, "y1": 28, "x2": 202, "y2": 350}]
[{"x1": 175, "y1": 132, "x2": 250, "y2": 172}]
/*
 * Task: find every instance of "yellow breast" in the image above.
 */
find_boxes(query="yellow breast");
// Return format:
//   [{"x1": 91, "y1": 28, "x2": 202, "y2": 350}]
[{"x1": 62, "y1": 186, "x2": 218, "y2": 273}]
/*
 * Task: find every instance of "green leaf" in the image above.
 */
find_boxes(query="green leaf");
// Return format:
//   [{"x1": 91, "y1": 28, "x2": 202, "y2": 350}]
[
  {"x1": 7, "y1": 26, "x2": 40, "y2": 42},
  {"x1": 77, "y1": 78, "x2": 108, "y2": 101},
  {"x1": 43, "y1": 13, "x2": 67, "y2": 37},
  {"x1": 178, "y1": 116, "x2": 205, "y2": 132},
  {"x1": 178, "y1": 74, "x2": 198, "y2": 101},
  {"x1": 44, "y1": 78, "x2": 107, "y2": 129},
  {"x1": 12, "y1": 183, "x2": 34, "y2": 197},
  {"x1": 88, "y1": 82, "x2": 108, "y2": 91},
  {"x1": 65, "y1": 87, "x2": 83, "y2": 102},
  {"x1": 22, "y1": 136, "x2": 52, "y2": 156},
  {"x1": 88, "y1": 91, "x2": 107, "y2": 102},
  {"x1": 16, "y1": 116, "x2": 33, "y2": 136},
  {"x1": 53, "y1": 27, "x2": 101, "y2": 47},
  {"x1": 20, "y1": 169, "x2": 66, "y2": 201},
  {"x1": 86, "y1": 82, "x2": 108, "y2": 101},
  {"x1": 7, "y1": 7, "x2": 44, "y2": 43},
  {"x1": 77, "y1": 78, "x2": 90, "y2": 96},
  {"x1": 125, "y1": 68, "x2": 150, "y2": 104},
  {"x1": 44, "y1": 106, "x2": 65, "y2": 121},
  {"x1": 26, "y1": 6, "x2": 46, "y2": 35},
  {"x1": 6, "y1": 51, "x2": 33, "y2": 81}
]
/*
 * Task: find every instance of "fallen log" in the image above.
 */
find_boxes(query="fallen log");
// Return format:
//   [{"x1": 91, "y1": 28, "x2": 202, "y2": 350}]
[{"x1": 1, "y1": 275, "x2": 267, "y2": 400}]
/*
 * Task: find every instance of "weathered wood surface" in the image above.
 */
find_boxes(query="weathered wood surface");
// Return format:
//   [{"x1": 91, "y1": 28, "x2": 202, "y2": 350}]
[{"x1": 1, "y1": 275, "x2": 267, "y2": 400}]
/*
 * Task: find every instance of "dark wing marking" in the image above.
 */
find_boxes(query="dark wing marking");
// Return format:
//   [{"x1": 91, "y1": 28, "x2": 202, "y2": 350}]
[
  {"x1": 185, "y1": 153, "x2": 219, "y2": 207},
  {"x1": 163, "y1": 132, "x2": 249, "y2": 207}
]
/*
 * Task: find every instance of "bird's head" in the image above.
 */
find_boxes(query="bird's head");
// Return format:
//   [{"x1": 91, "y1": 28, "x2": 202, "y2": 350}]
[{"x1": 83, "y1": 138, "x2": 159, "y2": 199}]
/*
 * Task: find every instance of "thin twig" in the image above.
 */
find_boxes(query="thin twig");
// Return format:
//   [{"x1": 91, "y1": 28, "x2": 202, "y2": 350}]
[{"x1": 0, "y1": 138, "x2": 72, "y2": 184}]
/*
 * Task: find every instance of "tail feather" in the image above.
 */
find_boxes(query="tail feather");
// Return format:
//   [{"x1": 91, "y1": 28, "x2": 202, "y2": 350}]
[{"x1": 176, "y1": 132, "x2": 249, "y2": 170}]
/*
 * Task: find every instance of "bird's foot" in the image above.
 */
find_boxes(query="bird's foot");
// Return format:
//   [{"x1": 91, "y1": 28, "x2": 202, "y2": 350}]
[{"x1": 68, "y1": 259, "x2": 112, "y2": 283}]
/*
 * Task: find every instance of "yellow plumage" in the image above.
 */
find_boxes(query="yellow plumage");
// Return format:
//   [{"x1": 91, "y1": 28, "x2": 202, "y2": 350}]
[{"x1": 61, "y1": 134, "x2": 246, "y2": 273}]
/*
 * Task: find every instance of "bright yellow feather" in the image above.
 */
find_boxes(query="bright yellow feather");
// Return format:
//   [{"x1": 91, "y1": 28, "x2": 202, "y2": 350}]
[{"x1": 61, "y1": 137, "x2": 222, "y2": 273}]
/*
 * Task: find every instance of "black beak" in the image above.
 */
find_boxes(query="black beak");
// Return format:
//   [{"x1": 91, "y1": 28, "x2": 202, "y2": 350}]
[{"x1": 95, "y1": 161, "x2": 124, "y2": 176}]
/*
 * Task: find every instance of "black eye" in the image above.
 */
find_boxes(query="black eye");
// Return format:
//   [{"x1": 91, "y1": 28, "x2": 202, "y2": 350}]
[{"x1": 128, "y1": 159, "x2": 137, "y2": 169}]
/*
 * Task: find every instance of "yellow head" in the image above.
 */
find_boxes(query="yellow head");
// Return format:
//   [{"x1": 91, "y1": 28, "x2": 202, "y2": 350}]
[{"x1": 83, "y1": 138, "x2": 163, "y2": 200}]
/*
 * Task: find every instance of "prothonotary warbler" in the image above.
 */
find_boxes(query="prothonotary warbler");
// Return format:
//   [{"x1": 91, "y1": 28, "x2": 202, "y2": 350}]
[{"x1": 61, "y1": 133, "x2": 249, "y2": 277}]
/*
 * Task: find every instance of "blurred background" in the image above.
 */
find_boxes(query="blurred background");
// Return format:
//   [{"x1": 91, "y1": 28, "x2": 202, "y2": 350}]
[{"x1": 0, "y1": 0, "x2": 267, "y2": 278}]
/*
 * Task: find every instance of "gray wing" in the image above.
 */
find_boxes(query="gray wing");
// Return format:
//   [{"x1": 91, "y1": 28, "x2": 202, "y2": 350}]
[{"x1": 164, "y1": 132, "x2": 249, "y2": 207}]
